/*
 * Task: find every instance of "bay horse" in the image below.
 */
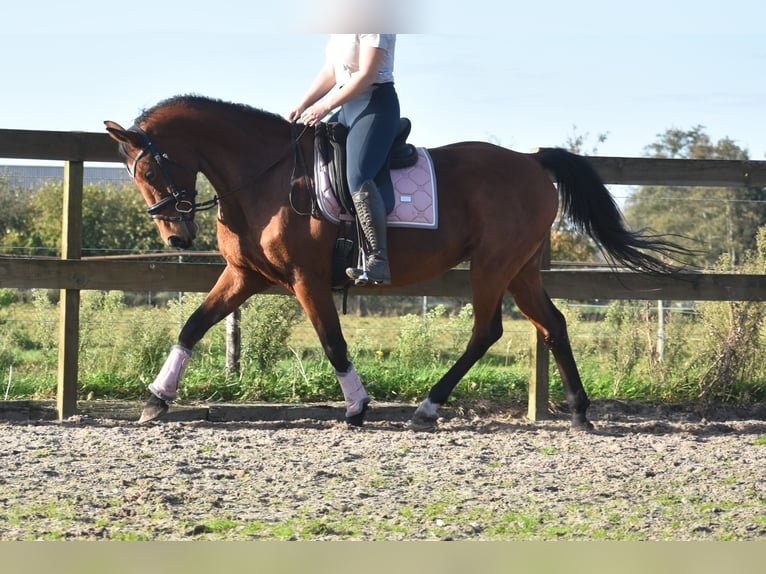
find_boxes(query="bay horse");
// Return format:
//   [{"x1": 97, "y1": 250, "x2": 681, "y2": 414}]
[{"x1": 105, "y1": 95, "x2": 682, "y2": 431}]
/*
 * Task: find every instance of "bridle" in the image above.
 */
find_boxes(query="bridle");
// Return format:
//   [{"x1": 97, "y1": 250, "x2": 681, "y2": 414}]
[
  {"x1": 123, "y1": 126, "x2": 213, "y2": 223},
  {"x1": 122, "y1": 123, "x2": 314, "y2": 224}
]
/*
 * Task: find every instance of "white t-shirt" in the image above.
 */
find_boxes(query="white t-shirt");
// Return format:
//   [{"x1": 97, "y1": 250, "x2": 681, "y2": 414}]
[{"x1": 327, "y1": 34, "x2": 396, "y2": 86}]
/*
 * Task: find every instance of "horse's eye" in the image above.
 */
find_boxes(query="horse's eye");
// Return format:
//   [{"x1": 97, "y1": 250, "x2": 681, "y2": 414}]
[{"x1": 144, "y1": 169, "x2": 156, "y2": 182}]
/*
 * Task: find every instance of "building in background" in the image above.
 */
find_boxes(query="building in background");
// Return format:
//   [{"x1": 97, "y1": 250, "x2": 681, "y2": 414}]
[{"x1": 0, "y1": 165, "x2": 130, "y2": 189}]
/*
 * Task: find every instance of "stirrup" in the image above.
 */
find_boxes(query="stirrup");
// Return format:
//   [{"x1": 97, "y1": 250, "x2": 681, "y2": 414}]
[
  {"x1": 346, "y1": 264, "x2": 390, "y2": 286},
  {"x1": 346, "y1": 266, "x2": 367, "y2": 285},
  {"x1": 345, "y1": 267, "x2": 376, "y2": 286}
]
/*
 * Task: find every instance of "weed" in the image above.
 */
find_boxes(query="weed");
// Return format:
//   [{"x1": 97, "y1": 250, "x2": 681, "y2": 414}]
[
  {"x1": 203, "y1": 518, "x2": 238, "y2": 534},
  {"x1": 392, "y1": 306, "x2": 446, "y2": 369},
  {"x1": 240, "y1": 295, "x2": 303, "y2": 375},
  {"x1": 693, "y1": 229, "x2": 766, "y2": 403},
  {"x1": 30, "y1": 289, "x2": 57, "y2": 354},
  {"x1": 241, "y1": 521, "x2": 266, "y2": 537},
  {"x1": 486, "y1": 511, "x2": 544, "y2": 537}
]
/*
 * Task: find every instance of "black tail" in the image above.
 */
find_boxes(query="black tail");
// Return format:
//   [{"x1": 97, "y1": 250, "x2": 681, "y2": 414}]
[{"x1": 534, "y1": 147, "x2": 690, "y2": 274}]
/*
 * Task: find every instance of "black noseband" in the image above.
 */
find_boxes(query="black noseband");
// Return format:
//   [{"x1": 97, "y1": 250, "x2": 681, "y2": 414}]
[{"x1": 126, "y1": 126, "x2": 199, "y2": 222}]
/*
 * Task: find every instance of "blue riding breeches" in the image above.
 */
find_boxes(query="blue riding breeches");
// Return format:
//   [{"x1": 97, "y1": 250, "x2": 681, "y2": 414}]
[{"x1": 335, "y1": 82, "x2": 400, "y2": 213}]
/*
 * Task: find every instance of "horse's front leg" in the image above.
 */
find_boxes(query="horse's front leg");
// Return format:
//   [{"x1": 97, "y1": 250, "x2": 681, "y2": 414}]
[
  {"x1": 293, "y1": 280, "x2": 370, "y2": 426},
  {"x1": 139, "y1": 266, "x2": 271, "y2": 423}
]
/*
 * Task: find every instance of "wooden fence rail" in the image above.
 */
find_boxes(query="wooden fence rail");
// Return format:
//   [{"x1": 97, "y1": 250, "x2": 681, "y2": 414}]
[
  {"x1": 2, "y1": 128, "x2": 766, "y2": 421},
  {"x1": 4, "y1": 258, "x2": 766, "y2": 301}
]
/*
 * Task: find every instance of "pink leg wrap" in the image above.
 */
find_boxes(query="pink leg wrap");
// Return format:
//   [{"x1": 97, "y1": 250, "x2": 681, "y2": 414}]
[
  {"x1": 335, "y1": 363, "x2": 370, "y2": 417},
  {"x1": 148, "y1": 345, "x2": 192, "y2": 402}
]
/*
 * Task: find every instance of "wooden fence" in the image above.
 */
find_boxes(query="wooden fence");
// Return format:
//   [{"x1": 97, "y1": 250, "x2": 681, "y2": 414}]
[{"x1": 2, "y1": 128, "x2": 766, "y2": 421}]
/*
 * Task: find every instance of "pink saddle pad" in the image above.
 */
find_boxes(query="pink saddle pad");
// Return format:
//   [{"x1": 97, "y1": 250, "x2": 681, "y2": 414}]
[{"x1": 315, "y1": 147, "x2": 438, "y2": 229}]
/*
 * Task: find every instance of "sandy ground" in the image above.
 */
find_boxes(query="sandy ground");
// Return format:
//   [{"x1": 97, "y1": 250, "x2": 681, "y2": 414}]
[{"x1": 1, "y1": 399, "x2": 765, "y2": 540}]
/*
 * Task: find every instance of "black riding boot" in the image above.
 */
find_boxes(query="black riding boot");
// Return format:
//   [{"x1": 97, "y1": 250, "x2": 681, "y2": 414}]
[{"x1": 346, "y1": 180, "x2": 391, "y2": 285}]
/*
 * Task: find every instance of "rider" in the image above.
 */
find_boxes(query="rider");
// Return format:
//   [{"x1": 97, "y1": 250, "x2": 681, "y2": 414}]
[{"x1": 288, "y1": 34, "x2": 399, "y2": 286}]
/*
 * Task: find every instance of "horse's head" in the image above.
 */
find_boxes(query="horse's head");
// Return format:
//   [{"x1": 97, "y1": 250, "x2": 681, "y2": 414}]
[{"x1": 105, "y1": 121, "x2": 200, "y2": 249}]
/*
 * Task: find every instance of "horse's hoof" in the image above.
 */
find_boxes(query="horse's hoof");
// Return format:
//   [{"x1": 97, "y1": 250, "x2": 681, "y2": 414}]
[
  {"x1": 410, "y1": 413, "x2": 438, "y2": 432},
  {"x1": 570, "y1": 418, "x2": 594, "y2": 432},
  {"x1": 138, "y1": 395, "x2": 169, "y2": 424},
  {"x1": 345, "y1": 401, "x2": 370, "y2": 428}
]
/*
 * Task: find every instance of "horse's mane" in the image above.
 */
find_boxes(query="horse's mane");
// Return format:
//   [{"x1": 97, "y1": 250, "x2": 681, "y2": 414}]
[{"x1": 135, "y1": 94, "x2": 287, "y2": 126}]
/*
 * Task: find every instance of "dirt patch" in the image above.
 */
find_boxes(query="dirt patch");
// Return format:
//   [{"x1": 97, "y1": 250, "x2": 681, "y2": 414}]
[{"x1": 1, "y1": 399, "x2": 764, "y2": 540}]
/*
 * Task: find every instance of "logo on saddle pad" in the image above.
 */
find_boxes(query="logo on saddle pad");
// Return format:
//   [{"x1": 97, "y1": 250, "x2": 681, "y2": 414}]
[{"x1": 315, "y1": 147, "x2": 438, "y2": 230}]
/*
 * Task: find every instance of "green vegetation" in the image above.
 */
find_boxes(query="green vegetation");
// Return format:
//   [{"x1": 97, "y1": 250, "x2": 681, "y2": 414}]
[
  {"x1": 1, "y1": 282, "x2": 766, "y2": 406},
  {"x1": 624, "y1": 126, "x2": 766, "y2": 268},
  {"x1": 0, "y1": 176, "x2": 220, "y2": 256}
]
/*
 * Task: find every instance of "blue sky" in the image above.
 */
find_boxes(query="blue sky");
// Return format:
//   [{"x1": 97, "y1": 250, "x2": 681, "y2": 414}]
[{"x1": 2, "y1": 0, "x2": 765, "y2": 164}]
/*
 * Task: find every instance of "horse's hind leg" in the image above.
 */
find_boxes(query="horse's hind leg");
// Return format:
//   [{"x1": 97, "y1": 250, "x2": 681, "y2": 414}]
[
  {"x1": 508, "y1": 261, "x2": 593, "y2": 431},
  {"x1": 412, "y1": 280, "x2": 505, "y2": 430}
]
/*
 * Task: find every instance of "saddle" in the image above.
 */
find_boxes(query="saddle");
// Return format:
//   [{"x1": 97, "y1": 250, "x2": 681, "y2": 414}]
[
  {"x1": 314, "y1": 118, "x2": 419, "y2": 290},
  {"x1": 315, "y1": 118, "x2": 419, "y2": 215}
]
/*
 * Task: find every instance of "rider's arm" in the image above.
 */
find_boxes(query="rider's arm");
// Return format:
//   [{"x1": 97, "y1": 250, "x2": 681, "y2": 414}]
[
  {"x1": 299, "y1": 45, "x2": 385, "y2": 124},
  {"x1": 287, "y1": 60, "x2": 337, "y2": 123}
]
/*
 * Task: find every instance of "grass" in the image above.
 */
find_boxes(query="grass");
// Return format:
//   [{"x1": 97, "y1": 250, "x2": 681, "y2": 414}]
[
  {"x1": 170, "y1": 490, "x2": 766, "y2": 541},
  {"x1": 2, "y1": 292, "x2": 766, "y2": 406}
]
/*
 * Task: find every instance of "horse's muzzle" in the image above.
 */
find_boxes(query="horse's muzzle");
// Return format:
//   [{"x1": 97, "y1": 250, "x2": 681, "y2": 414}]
[
  {"x1": 165, "y1": 220, "x2": 198, "y2": 249},
  {"x1": 167, "y1": 235, "x2": 192, "y2": 249}
]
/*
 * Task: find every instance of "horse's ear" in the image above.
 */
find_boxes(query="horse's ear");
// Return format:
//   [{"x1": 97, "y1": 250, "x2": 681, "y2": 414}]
[{"x1": 104, "y1": 120, "x2": 142, "y2": 148}]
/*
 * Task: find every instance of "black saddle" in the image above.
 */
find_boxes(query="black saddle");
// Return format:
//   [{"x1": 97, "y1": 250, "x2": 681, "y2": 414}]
[
  {"x1": 389, "y1": 118, "x2": 419, "y2": 169},
  {"x1": 315, "y1": 118, "x2": 418, "y2": 216}
]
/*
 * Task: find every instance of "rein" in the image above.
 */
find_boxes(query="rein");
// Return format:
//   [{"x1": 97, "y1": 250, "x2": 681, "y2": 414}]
[{"x1": 125, "y1": 122, "x2": 313, "y2": 222}]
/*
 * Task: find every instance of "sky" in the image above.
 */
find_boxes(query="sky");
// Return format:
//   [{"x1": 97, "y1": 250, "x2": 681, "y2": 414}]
[{"x1": 2, "y1": 0, "x2": 765, "y2": 169}]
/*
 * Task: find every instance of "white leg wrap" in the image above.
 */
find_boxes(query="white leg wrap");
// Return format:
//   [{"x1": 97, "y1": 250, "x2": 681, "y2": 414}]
[
  {"x1": 335, "y1": 363, "x2": 370, "y2": 417},
  {"x1": 415, "y1": 397, "x2": 439, "y2": 419},
  {"x1": 148, "y1": 345, "x2": 192, "y2": 402}
]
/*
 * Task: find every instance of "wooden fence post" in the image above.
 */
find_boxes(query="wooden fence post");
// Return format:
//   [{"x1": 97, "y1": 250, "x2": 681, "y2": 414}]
[
  {"x1": 57, "y1": 161, "x2": 83, "y2": 420},
  {"x1": 226, "y1": 308, "x2": 241, "y2": 377},
  {"x1": 527, "y1": 234, "x2": 551, "y2": 421},
  {"x1": 657, "y1": 299, "x2": 666, "y2": 362}
]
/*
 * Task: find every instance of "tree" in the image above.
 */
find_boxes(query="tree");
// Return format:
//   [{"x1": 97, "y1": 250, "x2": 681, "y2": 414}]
[
  {"x1": 0, "y1": 175, "x2": 34, "y2": 251},
  {"x1": 12, "y1": 178, "x2": 222, "y2": 257},
  {"x1": 23, "y1": 181, "x2": 166, "y2": 256},
  {"x1": 624, "y1": 126, "x2": 765, "y2": 267}
]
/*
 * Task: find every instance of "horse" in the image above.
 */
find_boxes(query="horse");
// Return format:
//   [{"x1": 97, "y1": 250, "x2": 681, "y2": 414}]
[{"x1": 105, "y1": 94, "x2": 684, "y2": 431}]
